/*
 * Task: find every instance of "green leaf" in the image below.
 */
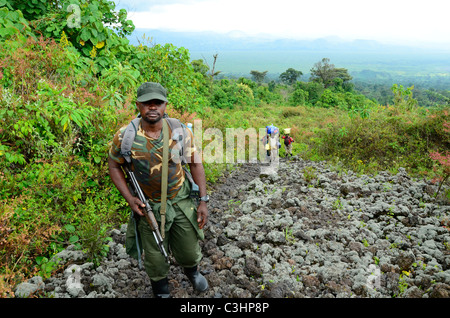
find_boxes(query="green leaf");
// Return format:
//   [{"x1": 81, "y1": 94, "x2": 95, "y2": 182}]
[
  {"x1": 64, "y1": 224, "x2": 76, "y2": 233},
  {"x1": 0, "y1": 28, "x2": 9, "y2": 37},
  {"x1": 69, "y1": 235, "x2": 79, "y2": 243},
  {"x1": 80, "y1": 28, "x2": 90, "y2": 41},
  {"x1": 35, "y1": 256, "x2": 47, "y2": 265},
  {"x1": 81, "y1": 46, "x2": 91, "y2": 56},
  {"x1": 90, "y1": 28, "x2": 98, "y2": 38},
  {"x1": 90, "y1": 36, "x2": 98, "y2": 46},
  {"x1": 71, "y1": 112, "x2": 82, "y2": 127}
]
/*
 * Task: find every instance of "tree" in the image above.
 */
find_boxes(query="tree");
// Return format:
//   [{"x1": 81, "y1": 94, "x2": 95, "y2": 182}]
[
  {"x1": 310, "y1": 58, "x2": 336, "y2": 88},
  {"x1": 295, "y1": 81, "x2": 324, "y2": 105},
  {"x1": 202, "y1": 53, "x2": 221, "y2": 79},
  {"x1": 191, "y1": 59, "x2": 209, "y2": 76},
  {"x1": 199, "y1": 54, "x2": 221, "y2": 95},
  {"x1": 391, "y1": 84, "x2": 418, "y2": 110},
  {"x1": 279, "y1": 68, "x2": 302, "y2": 85},
  {"x1": 289, "y1": 87, "x2": 308, "y2": 106},
  {"x1": 250, "y1": 70, "x2": 268, "y2": 83},
  {"x1": 334, "y1": 67, "x2": 353, "y2": 92},
  {"x1": 334, "y1": 67, "x2": 353, "y2": 83},
  {"x1": 310, "y1": 58, "x2": 353, "y2": 91}
]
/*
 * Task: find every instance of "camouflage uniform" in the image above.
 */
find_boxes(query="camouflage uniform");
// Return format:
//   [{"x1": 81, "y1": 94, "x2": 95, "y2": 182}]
[{"x1": 109, "y1": 121, "x2": 203, "y2": 281}]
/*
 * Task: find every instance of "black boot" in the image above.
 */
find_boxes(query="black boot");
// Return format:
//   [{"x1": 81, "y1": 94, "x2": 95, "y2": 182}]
[
  {"x1": 184, "y1": 266, "x2": 208, "y2": 292},
  {"x1": 150, "y1": 277, "x2": 171, "y2": 298}
]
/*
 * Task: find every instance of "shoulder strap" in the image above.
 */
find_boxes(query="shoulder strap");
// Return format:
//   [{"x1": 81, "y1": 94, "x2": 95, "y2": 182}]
[
  {"x1": 121, "y1": 117, "x2": 141, "y2": 165},
  {"x1": 121, "y1": 116, "x2": 188, "y2": 164},
  {"x1": 165, "y1": 118, "x2": 199, "y2": 197},
  {"x1": 121, "y1": 116, "x2": 200, "y2": 199},
  {"x1": 160, "y1": 119, "x2": 169, "y2": 239},
  {"x1": 165, "y1": 118, "x2": 185, "y2": 161}
]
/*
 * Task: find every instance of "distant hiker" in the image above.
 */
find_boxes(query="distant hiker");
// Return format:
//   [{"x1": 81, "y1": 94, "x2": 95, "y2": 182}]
[
  {"x1": 261, "y1": 124, "x2": 280, "y2": 163},
  {"x1": 108, "y1": 82, "x2": 209, "y2": 298},
  {"x1": 281, "y1": 128, "x2": 294, "y2": 157}
]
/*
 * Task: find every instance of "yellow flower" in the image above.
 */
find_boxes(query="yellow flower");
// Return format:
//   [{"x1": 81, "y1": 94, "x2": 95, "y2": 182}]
[
  {"x1": 79, "y1": 39, "x2": 85, "y2": 46},
  {"x1": 60, "y1": 31, "x2": 69, "y2": 47},
  {"x1": 95, "y1": 41, "x2": 105, "y2": 49},
  {"x1": 90, "y1": 46, "x2": 97, "y2": 58}
]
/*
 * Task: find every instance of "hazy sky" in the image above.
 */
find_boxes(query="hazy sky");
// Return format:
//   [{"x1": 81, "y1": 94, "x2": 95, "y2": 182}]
[{"x1": 114, "y1": 0, "x2": 450, "y2": 48}]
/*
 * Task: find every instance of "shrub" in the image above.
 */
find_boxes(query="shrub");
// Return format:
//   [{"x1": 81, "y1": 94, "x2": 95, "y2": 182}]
[
  {"x1": 288, "y1": 88, "x2": 308, "y2": 106},
  {"x1": 0, "y1": 34, "x2": 133, "y2": 291},
  {"x1": 313, "y1": 106, "x2": 450, "y2": 176},
  {"x1": 0, "y1": 6, "x2": 33, "y2": 40},
  {"x1": 281, "y1": 107, "x2": 305, "y2": 118},
  {"x1": 210, "y1": 79, "x2": 255, "y2": 109},
  {"x1": 0, "y1": 35, "x2": 78, "y2": 99},
  {"x1": 253, "y1": 85, "x2": 283, "y2": 105}
]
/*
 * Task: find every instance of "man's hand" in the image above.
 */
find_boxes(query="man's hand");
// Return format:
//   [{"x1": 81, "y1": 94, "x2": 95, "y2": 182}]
[
  {"x1": 197, "y1": 201, "x2": 208, "y2": 229},
  {"x1": 128, "y1": 197, "x2": 146, "y2": 217},
  {"x1": 109, "y1": 157, "x2": 146, "y2": 217}
]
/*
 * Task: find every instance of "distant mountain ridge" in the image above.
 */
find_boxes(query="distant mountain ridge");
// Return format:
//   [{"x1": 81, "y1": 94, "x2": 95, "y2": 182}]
[
  {"x1": 128, "y1": 29, "x2": 443, "y2": 53},
  {"x1": 126, "y1": 29, "x2": 450, "y2": 79}
]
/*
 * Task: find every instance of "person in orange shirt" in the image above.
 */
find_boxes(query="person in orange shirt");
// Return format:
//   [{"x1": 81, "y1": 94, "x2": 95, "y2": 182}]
[{"x1": 281, "y1": 129, "x2": 294, "y2": 157}]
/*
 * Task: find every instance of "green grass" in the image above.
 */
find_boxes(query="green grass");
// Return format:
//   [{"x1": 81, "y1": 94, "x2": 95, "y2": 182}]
[{"x1": 200, "y1": 101, "x2": 449, "y2": 179}]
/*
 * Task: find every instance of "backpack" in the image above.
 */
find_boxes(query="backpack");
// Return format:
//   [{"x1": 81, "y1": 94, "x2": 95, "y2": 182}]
[
  {"x1": 120, "y1": 114, "x2": 200, "y2": 198},
  {"x1": 266, "y1": 124, "x2": 279, "y2": 135},
  {"x1": 284, "y1": 136, "x2": 292, "y2": 146}
]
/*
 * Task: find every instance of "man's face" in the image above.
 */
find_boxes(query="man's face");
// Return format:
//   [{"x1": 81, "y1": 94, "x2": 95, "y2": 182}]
[{"x1": 136, "y1": 99, "x2": 167, "y2": 124}]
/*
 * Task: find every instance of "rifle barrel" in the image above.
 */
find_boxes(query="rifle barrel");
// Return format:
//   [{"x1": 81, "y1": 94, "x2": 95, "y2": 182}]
[{"x1": 124, "y1": 166, "x2": 169, "y2": 263}]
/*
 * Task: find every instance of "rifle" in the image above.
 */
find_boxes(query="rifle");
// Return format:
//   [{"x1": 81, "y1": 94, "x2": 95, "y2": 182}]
[{"x1": 124, "y1": 166, "x2": 169, "y2": 264}]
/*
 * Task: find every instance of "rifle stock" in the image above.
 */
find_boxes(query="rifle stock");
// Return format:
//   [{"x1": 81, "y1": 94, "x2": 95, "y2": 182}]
[{"x1": 124, "y1": 166, "x2": 169, "y2": 263}]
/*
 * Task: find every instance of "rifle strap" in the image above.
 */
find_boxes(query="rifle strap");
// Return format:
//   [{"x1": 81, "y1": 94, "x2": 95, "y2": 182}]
[{"x1": 160, "y1": 118, "x2": 169, "y2": 239}]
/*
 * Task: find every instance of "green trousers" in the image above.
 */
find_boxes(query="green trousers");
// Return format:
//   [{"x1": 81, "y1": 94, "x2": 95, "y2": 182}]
[
  {"x1": 138, "y1": 201, "x2": 202, "y2": 281},
  {"x1": 125, "y1": 179, "x2": 204, "y2": 281}
]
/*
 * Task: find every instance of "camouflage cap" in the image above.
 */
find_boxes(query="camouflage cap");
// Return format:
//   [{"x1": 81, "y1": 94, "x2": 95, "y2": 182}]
[{"x1": 137, "y1": 82, "x2": 168, "y2": 102}]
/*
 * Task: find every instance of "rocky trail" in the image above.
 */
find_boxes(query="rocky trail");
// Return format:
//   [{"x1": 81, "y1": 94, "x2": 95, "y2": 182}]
[{"x1": 15, "y1": 157, "x2": 450, "y2": 299}]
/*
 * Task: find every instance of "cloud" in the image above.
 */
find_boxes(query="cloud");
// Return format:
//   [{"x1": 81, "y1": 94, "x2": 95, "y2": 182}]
[
  {"x1": 114, "y1": 0, "x2": 210, "y2": 12},
  {"x1": 115, "y1": 0, "x2": 450, "y2": 46}
]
